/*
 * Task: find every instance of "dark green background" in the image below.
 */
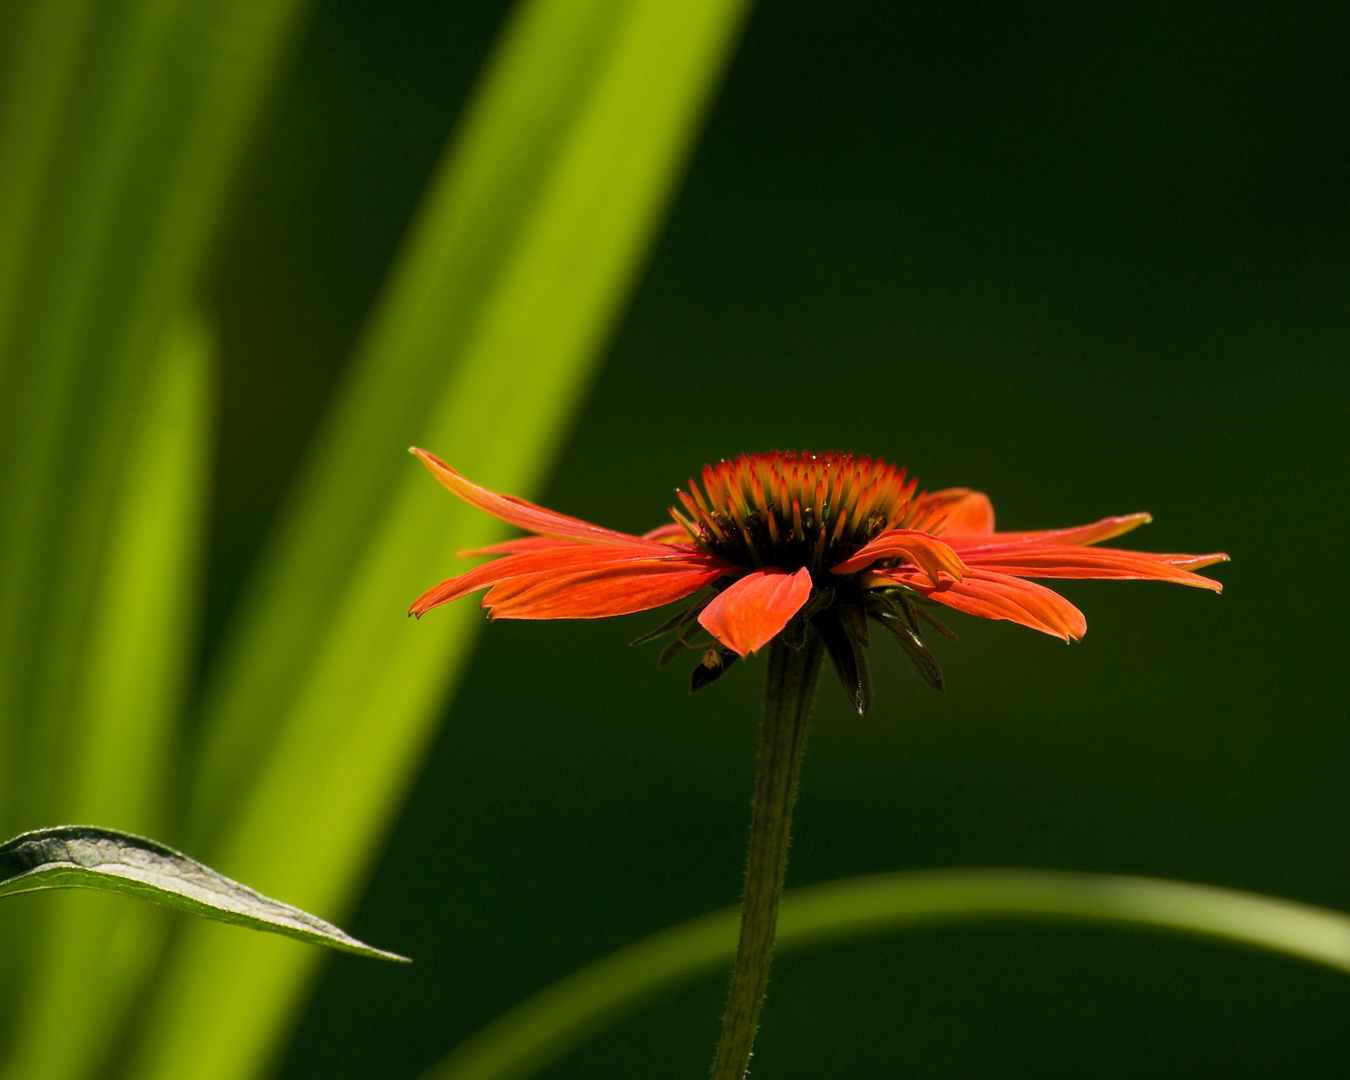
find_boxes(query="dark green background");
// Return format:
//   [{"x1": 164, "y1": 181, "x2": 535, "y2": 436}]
[{"x1": 206, "y1": 0, "x2": 1350, "y2": 1076}]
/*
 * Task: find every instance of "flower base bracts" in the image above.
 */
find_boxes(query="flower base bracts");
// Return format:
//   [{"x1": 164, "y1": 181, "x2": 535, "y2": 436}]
[{"x1": 636, "y1": 580, "x2": 951, "y2": 715}]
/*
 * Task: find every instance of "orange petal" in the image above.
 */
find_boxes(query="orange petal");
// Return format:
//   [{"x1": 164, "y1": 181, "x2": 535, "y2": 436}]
[
  {"x1": 948, "y1": 513, "x2": 1152, "y2": 553},
  {"x1": 412, "y1": 448, "x2": 667, "y2": 548},
  {"x1": 698, "y1": 567, "x2": 813, "y2": 658},
  {"x1": 920, "y1": 488, "x2": 995, "y2": 536},
  {"x1": 479, "y1": 549, "x2": 722, "y2": 607},
  {"x1": 880, "y1": 568, "x2": 1087, "y2": 641},
  {"x1": 964, "y1": 546, "x2": 1228, "y2": 591},
  {"x1": 829, "y1": 528, "x2": 966, "y2": 583},
  {"x1": 409, "y1": 542, "x2": 728, "y2": 617},
  {"x1": 456, "y1": 536, "x2": 575, "y2": 558},
  {"x1": 486, "y1": 561, "x2": 729, "y2": 619}
]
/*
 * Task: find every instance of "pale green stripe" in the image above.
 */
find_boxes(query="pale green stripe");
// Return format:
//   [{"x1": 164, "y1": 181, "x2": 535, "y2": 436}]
[
  {"x1": 0, "y1": 0, "x2": 313, "y2": 1063},
  {"x1": 125, "y1": 2, "x2": 752, "y2": 1080},
  {"x1": 0, "y1": 0, "x2": 315, "y2": 839},
  {"x1": 428, "y1": 870, "x2": 1350, "y2": 1080}
]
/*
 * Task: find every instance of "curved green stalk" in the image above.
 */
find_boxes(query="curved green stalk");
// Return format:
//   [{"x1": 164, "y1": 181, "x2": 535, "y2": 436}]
[{"x1": 424, "y1": 869, "x2": 1350, "y2": 1080}]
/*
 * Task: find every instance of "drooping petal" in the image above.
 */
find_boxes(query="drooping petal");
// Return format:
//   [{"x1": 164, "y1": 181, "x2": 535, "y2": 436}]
[
  {"x1": 409, "y1": 542, "x2": 730, "y2": 617},
  {"x1": 456, "y1": 536, "x2": 577, "y2": 558},
  {"x1": 919, "y1": 488, "x2": 995, "y2": 536},
  {"x1": 412, "y1": 448, "x2": 668, "y2": 548},
  {"x1": 874, "y1": 568, "x2": 1087, "y2": 641},
  {"x1": 964, "y1": 545, "x2": 1228, "y2": 591},
  {"x1": 829, "y1": 528, "x2": 966, "y2": 583},
  {"x1": 485, "y1": 560, "x2": 731, "y2": 619},
  {"x1": 698, "y1": 567, "x2": 813, "y2": 658},
  {"x1": 947, "y1": 513, "x2": 1152, "y2": 553}
]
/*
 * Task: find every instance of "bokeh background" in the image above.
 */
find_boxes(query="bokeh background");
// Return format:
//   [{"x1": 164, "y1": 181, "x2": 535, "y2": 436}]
[{"x1": 203, "y1": 0, "x2": 1348, "y2": 1076}]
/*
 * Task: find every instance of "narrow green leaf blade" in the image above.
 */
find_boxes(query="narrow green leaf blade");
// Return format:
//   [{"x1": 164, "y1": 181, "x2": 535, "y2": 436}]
[
  {"x1": 0, "y1": 0, "x2": 315, "y2": 1052},
  {"x1": 124, "y1": 2, "x2": 752, "y2": 1079},
  {"x1": 0, "y1": 0, "x2": 316, "y2": 841},
  {"x1": 426, "y1": 869, "x2": 1350, "y2": 1080},
  {"x1": 0, "y1": 827, "x2": 405, "y2": 963}
]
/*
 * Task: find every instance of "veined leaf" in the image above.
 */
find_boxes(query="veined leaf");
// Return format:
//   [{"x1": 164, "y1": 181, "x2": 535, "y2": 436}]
[
  {"x1": 126, "y1": 2, "x2": 752, "y2": 1079},
  {"x1": 0, "y1": 827, "x2": 404, "y2": 963},
  {"x1": 426, "y1": 869, "x2": 1350, "y2": 1080}
]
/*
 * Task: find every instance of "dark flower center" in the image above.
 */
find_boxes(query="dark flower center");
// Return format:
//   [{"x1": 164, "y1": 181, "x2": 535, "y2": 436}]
[{"x1": 670, "y1": 450, "x2": 936, "y2": 573}]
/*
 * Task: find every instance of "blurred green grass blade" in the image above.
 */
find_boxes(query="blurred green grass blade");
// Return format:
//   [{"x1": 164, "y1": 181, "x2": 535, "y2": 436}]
[
  {"x1": 0, "y1": 827, "x2": 405, "y2": 963},
  {"x1": 0, "y1": 0, "x2": 99, "y2": 360},
  {"x1": 184, "y1": 0, "x2": 750, "y2": 849},
  {"x1": 426, "y1": 869, "x2": 1350, "y2": 1080},
  {"x1": 0, "y1": 0, "x2": 315, "y2": 840},
  {"x1": 0, "y1": 0, "x2": 311, "y2": 1057},
  {"x1": 128, "y1": 2, "x2": 752, "y2": 1079},
  {"x1": 7, "y1": 312, "x2": 213, "y2": 1080}
]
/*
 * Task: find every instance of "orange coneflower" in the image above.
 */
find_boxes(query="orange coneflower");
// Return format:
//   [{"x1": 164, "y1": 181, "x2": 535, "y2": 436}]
[
  {"x1": 408, "y1": 446, "x2": 1227, "y2": 1080},
  {"x1": 410, "y1": 447, "x2": 1226, "y2": 712}
]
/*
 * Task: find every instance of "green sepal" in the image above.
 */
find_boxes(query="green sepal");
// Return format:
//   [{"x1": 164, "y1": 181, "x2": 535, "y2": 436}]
[
  {"x1": 658, "y1": 638, "x2": 689, "y2": 668},
  {"x1": 812, "y1": 611, "x2": 872, "y2": 717},
  {"x1": 630, "y1": 607, "x2": 691, "y2": 646},
  {"x1": 873, "y1": 587, "x2": 958, "y2": 640},
  {"x1": 690, "y1": 649, "x2": 738, "y2": 693},
  {"x1": 872, "y1": 610, "x2": 945, "y2": 692},
  {"x1": 906, "y1": 594, "x2": 957, "y2": 640},
  {"x1": 841, "y1": 597, "x2": 870, "y2": 646},
  {"x1": 632, "y1": 594, "x2": 713, "y2": 648},
  {"x1": 781, "y1": 587, "x2": 835, "y2": 651}
]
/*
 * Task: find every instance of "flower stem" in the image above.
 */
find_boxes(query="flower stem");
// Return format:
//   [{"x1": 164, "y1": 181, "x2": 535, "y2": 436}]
[{"x1": 711, "y1": 633, "x2": 825, "y2": 1079}]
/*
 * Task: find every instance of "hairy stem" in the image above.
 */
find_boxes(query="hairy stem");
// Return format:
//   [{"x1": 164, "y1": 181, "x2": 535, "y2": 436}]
[{"x1": 711, "y1": 633, "x2": 824, "y2": 1079}]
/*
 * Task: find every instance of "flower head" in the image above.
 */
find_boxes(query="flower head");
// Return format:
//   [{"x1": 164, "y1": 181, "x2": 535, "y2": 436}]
[{"x1": 410, "y1": 448, "x2": 1227, "y2": 714}]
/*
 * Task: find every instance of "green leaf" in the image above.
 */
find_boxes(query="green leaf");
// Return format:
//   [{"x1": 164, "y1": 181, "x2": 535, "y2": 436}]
[
  {"x1": 425, "y1": 869, "x2": 1350, "y2": 1080},
  {"x1": 125, "y1": 2, "x2": 753, "y2": 1079},
  {"x1": 0, "y1": 827, "x2": 404, "y2": 963}
]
